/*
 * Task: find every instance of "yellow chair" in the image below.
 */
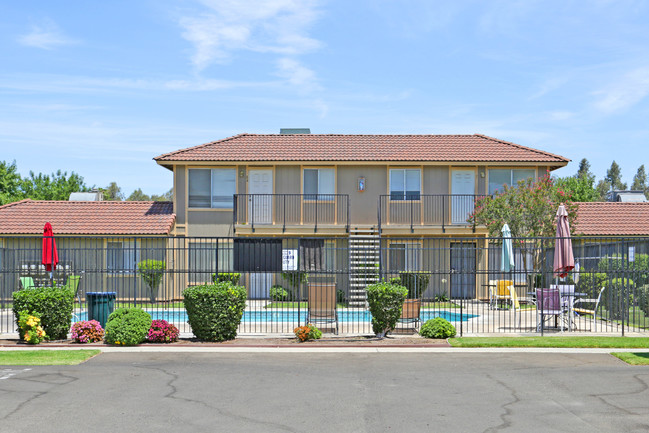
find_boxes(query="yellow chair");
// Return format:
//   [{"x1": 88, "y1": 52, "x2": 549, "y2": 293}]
[{"x1": 489, "y1": 280, "x2": 517, "y2": 309}]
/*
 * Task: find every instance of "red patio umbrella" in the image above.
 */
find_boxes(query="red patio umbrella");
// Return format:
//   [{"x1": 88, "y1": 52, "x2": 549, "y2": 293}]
[
  {"x1": 42, "y1": 223, "x2": 59, "y2": 284},
  {"x1": 553, "y1": 205, "x2": 574, "y2": 278}
]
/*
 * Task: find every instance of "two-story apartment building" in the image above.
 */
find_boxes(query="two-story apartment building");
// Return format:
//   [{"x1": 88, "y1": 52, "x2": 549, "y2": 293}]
[{"x1": 154, "y1": 130, "x2": 569, "y2": 302}]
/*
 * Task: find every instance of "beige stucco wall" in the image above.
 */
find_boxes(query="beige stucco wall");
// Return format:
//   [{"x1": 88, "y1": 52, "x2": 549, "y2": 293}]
[
  {"x1": 337, "y1": 165, "x2": 387, "y2": 225},
  {"x1": 275, "y1": 166, "x2": 300, "y2": 194},
  {"x1": 187, "y1": 211, "x2": 233, "y2": 237},
  {"x1": 175, "y1": 165, "x2": 186, "y2": 225},
  {"x1": 423, "y1": 166, "x2": 449, "y2": 194}
]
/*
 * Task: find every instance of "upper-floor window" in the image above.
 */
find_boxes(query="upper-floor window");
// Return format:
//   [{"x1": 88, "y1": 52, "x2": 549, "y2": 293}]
[
  {"x1": 390, "y1": 169, "x2": 420, "y2": 200},
  {"x1": 188, "y1": 168, "x2": 236, "y2": 208},
  {"x1": 488, "y1": 169, "x2": 535, "y2": 195},
  {"x1": 303, "y1": 168, "x2": 335, "y2": 200}
]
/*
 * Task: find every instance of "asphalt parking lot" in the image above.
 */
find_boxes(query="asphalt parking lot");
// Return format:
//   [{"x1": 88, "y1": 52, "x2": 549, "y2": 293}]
[{"x1": 1, "y1": 352, "x2": 648, "y2": 432}]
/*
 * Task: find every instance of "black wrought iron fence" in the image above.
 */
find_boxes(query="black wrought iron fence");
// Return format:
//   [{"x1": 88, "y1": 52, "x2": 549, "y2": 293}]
[{"x1": 1, "y1": 235, "x2": 647, "y2": 336}]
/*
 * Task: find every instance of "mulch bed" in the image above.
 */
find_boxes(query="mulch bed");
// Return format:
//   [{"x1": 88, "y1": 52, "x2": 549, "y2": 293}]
[{"x1": 0, "y1": 335, "x2": 450, "y2": 348}]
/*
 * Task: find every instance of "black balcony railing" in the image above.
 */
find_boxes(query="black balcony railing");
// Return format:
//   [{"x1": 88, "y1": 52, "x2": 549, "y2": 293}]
[
  {"x1": 378, "y1": 194, "x2": 486, "y2": 233},
  {"x1": 234, "y1": 194, "x2": 350, "y2": 233}
]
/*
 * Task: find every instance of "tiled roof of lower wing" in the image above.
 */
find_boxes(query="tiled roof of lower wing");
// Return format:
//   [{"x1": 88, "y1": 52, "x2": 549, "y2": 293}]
[
  {"x1": 0, "y1": 200, "x2": 175, "y2": 235},
  {"x1": 575, "y1": 202, "x2": 649, "y2": 236},
  {"x1": 154, "y1": 133, "x2": 569, "y2": 166}
]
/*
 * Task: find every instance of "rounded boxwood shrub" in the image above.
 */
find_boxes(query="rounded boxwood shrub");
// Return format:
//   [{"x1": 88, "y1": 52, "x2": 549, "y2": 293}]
[
  {"x1": 13, "y1": 286, "x2": 75, "y2": 340},
  {"x1": 104, "y1": 308, "x2": 152, "y2": 346},
  {"x1": 183, "y1": 282, "x2": 247, "y2": 342},
  {"x1": 211, "y1": 272, "x2": 241, "y2": 285},
  {"x1": 420, "y1": 317, "x2": 456, "y2": 339},
  {"x1": 366, "y1": 281, "x2": 408, "y2": 338}
]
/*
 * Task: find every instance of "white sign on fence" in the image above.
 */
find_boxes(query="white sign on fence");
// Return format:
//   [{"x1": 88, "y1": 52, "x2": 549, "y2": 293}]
[
  {"x1": 629, "y1": 246, "x2": 635, "y2": 262},
  {"x1": 282, "y1": 249, "x2": 298, "y2": 271}
]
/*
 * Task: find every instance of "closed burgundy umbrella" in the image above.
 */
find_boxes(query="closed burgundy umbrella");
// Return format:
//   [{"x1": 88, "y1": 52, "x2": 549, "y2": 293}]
[
  {"x1": 42, "y1": 222, "x2": 59, "y2": 286},
  {"x1": 553, "y1": 205, "x2": 574, "y2": 278}
]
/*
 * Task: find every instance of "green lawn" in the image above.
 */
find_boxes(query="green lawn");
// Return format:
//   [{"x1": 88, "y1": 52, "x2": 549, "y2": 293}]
[
  {"x1": 0, "y1": 350, "x2": 101, "y2": 365},
  {"x1": 449, "y1": 336, "x2": 649, "y2": 348},
  {"x1": 611, "y1": 352, "x2": 649, "y2": 365}
]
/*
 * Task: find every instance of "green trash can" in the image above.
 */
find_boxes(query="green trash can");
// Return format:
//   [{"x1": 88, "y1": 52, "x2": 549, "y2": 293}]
[{"x1": 87, "y1": 292, "x2": 117, "y2": 328}]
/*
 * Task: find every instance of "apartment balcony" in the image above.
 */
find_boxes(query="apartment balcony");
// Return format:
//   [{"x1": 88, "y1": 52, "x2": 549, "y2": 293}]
[
  {"x1": 378, "y1": 194, "x2": 486, "y2": 234},
  {"x1": 234, "y1": 194, "x2": 350, "y2": 235}
]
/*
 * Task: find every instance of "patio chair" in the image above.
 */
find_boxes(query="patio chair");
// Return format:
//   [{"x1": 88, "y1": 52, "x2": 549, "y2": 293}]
[
  {"x1": 306, "y1": 283, "x2": 338, "y2": 334},
  {"x1": 553, "y1": 284, "x2": 576, "y2": 330},
  {"x1": 573, "y1": 287, "x2": 606, "y2": 332},
  {"x1": 396, "y1": 298, "x2": 422, "y2": 332},
  {"x1": 19, "y1": 277, "x2": 35, "y2": 289},
  {"x1": 63, "y1": 275, "x2": 82, "y2": 304},
  {"x1": 536, "y1": 287, "x2": 565, "y2": 332},
  {"x1": 489, "y1": 280, "x2": 514, "y2": 309}
]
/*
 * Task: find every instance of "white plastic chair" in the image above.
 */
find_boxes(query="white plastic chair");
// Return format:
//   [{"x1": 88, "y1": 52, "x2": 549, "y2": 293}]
[{"x1": 573, "y1": 287, "x2": 606, "y2": 332}]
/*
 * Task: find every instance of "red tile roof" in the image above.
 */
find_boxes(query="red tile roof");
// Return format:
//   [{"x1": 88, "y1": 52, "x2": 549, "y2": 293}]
[
  {"x1": 575, "y1": 202, "x2": 649, "y2": 235},
  {"x1": 155, "y1": 133, "x2": 569, "y2": 167},
  {"x1": 0, "y1": 200, "x2": 175, "y2": 235}
]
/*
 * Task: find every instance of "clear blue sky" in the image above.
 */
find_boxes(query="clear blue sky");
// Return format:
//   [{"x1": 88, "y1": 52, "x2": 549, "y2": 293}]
[{"x1": 2, "y1": 1, "x2": 649, "y2": 197}]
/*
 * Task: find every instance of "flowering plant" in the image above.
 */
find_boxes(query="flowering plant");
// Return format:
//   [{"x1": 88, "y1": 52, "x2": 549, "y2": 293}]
[
  {"x1": 293, "y1": 324, "x2": 322, "y2": 342},
  {"x1": 146, "y1": 319, "x2": 180, "y2": 343},
  {"x1": 18, "y1": 311, "x2": 46, "y2": 344},
  {"x1": 70, "y1": 320, "x2": 104, "y2": 343}
]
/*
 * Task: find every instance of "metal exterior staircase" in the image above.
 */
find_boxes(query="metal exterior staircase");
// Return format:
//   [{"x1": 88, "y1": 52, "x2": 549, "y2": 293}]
[{"x1": 348, "y1": 226, "x2": 380, "y2": 307}]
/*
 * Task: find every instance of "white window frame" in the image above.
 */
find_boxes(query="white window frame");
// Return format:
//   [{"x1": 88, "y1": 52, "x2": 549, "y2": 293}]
[
  {"x1": 488, "y1": 168, "x2": 536, "y2": 195},
  {"x1": 389, "y1": 169, "x2": 421, "y2": 201},
  {"x1": 188, "y1": 168, "x2": 236, "y2": 209},
  {"x1": 303, "y1": 168, "x2": 335, "y2": 200}
]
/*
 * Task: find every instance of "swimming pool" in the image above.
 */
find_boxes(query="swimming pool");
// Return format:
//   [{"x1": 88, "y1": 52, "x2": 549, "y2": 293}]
[{"x1": 77, "y1": 309, "x2": 476, "y2": 323}]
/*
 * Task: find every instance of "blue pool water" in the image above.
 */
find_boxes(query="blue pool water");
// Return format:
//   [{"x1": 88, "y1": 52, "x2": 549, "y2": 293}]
[{"x1": 77, "y1": 309, "x2": 476, "y2": 323}]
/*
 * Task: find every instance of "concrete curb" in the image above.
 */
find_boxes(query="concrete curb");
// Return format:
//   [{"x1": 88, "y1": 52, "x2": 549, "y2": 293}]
[{"x1": 2, "y1": 345, "x2": 649, "y2": 354}]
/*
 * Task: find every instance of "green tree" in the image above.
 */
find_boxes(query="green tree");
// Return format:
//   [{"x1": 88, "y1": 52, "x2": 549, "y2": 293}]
[
  {"x1": 150, "y1": 188, "x2": 173, "y2": 202},
  {"x1": 468, "y1": 174, "x2": 578, "y2": 272},
  {"x1": 576, "y1": 158, "x2": 595, "y2": 184},
  {"x1": 555, "y1": 176, "x2": 599, "y2": 202},
  {"x1": 605, "y1": 161, "x2": 627, "y2": 191},
  {"x1": 596, "y1": 179, "x2": 611, "y2": 200},
  {"x1": 102, "y1": 182, "x2": 124, "y2": 201},
  {"x1": 631, "y1": 165, "x2": 648, "y2": 199},
  {"x1": 127, "y1": 188, "x2": 150, "y2": 201},
  {"x1": 21, "y1": 170, "x2": 89, "y2": 201},
  {"x1": 0, "y1": 160, "x2": 24, "y2": 205}
]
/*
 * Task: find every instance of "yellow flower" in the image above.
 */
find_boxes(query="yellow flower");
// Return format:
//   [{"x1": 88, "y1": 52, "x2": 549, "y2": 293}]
[{"x1": 24, "y1": 334, "x2": 30, "y2": 341}]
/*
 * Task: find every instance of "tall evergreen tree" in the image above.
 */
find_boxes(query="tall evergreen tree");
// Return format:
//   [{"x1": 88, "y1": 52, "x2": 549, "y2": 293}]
[
  {"x1": 605, "y1": 161, "x2": 627, "y2": 190},
  {"x1": 631, "y1": 165, "x2": 649, "y2": 199},
  {"x1": 576, "y1": 158, "x2": 595, "y2": 183}
]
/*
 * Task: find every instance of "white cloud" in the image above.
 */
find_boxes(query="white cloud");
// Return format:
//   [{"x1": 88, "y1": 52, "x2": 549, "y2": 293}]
[
  {"x1": 275, "y1": 58, "x2": 319, "y2": 90},
  {"x1": 179, "y1": 0, "x2": 322, "y2": 72},
  {"x1": 17, "y1": 19, "x2": 79, "y2": 50},
  {"x1": 592, "y1": 66, "x2": 649, "y2": 113}
]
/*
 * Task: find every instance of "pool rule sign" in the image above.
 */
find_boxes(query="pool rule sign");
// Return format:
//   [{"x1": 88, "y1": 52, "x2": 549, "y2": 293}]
[{"x1": 282, "y1": 249, "x2": 298, "y2": 271}]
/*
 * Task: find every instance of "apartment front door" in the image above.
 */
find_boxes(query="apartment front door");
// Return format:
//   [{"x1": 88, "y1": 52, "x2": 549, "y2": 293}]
[
  {"x1": 248, "y1": 169, "x2": 273, "y2": 224},
  {"x1": 451, "y1": 170, "x2": 475, "y2": 224},
  {"x1": 450, "y1": 242, "x2": 476, "y2": 299}
]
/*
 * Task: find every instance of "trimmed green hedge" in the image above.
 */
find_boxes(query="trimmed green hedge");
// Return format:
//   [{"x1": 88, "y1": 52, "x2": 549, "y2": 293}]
[
  {"x1": 211, "y1": 273, "x2": 241, "y2": 285},
  {"x1": 183, "y1": 282, "x2": 247, "y2": 342},
  {"x1": 104, "y1": 308, "x2": 152, "y2": 346},
  {"x1": 420, "y1": 317, "x2": 456, "y2": 338},
  {"x1": 137, "y1": 259, "x2": 166, "y2": 303},
  {"x1": 13, "y1": 286, "x2": 75, "y2": 340},
  {"x1": 397, "y1": 272, "x2": 430, "y2": 299},
  {"x1": 366, "y1": 282, "x2": 408, "y2": 338}
]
